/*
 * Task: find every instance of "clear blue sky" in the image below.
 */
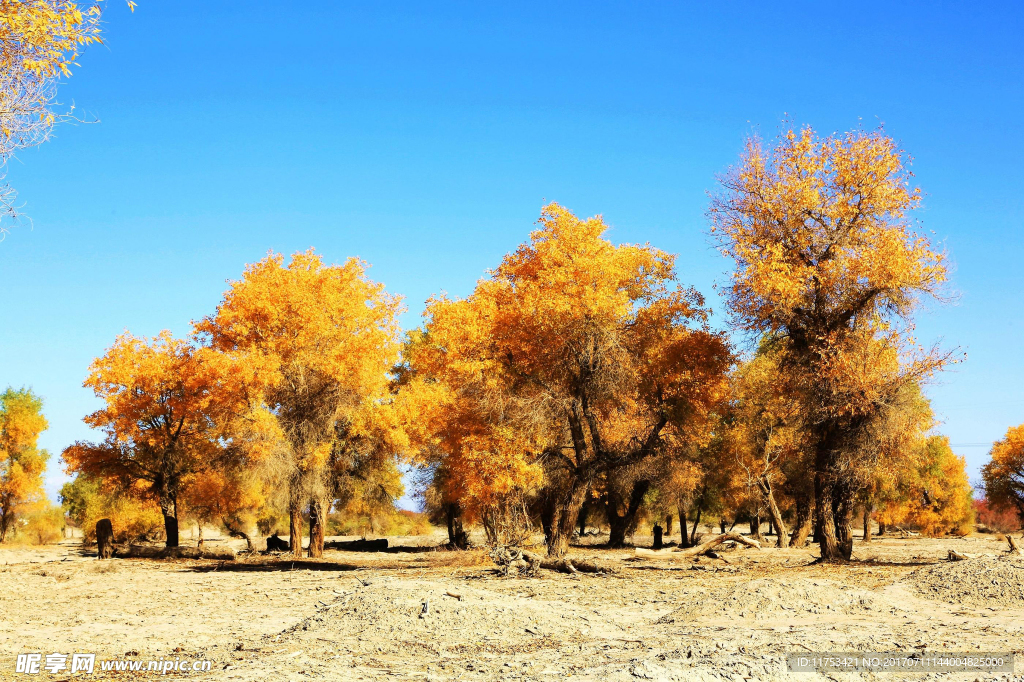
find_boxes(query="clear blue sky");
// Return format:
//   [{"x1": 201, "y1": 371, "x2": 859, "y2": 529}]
[{"x1": 1, "y1": 1, "x2": 1021, "y2": 504}]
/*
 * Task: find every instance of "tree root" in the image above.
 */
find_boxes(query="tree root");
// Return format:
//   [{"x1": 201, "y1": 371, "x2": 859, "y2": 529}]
[{"x1": 489, "y1": 546, "x2": 616, "y2": 575}]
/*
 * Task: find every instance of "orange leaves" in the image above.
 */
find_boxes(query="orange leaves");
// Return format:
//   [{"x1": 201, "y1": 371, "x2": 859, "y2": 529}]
[
  {"x1": 409, "y1": 204, "x2": 732, "y2": 524},
  {"x1": 981, "y1": 424, "x2": 1024, "y2": 518},
  {"x1": 63, "y1": 331, "x2": 245, "y2": 517}
]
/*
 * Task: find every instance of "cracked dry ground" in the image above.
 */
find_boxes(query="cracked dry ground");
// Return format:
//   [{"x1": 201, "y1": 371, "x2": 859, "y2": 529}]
[{"x1": 1, "y1": 533, "x2": 1023, "y2": 681}]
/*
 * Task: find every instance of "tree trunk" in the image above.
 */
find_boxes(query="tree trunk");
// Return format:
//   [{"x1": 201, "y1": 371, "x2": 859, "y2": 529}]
[
  {"x1": 750, "y1": 513, "x2": 765, "y2": 544},
  {"x1": 308, "y1": 496, "x2": 326, "y2": 558},
  {"x1": 760, "y1": 479, "x2": 790, "y2": 548},
  {"x1": 539, "y1": 494, "x2": 556, "y2": 547},
  {"x1": 815, "y1": 474, "x2": 843, "y2": 561},
  {"x1": 791, "y1": 494, "x2": 813, "y2": 547},
  {"x1": 159, "y1": 496, "x2": 179, "y2": 549},
  {"x1": 665, "y1": 513, "x2": 673, "y2": 537},
  {"x1": 878, "y1": 521, "x2": 887, "y2": 536},
  {"x1": 577, "y1": 501, "x2": 588, "y2": 537},
  {"x1": 719, "y1": 517, "x2": 727, "y2": 534},
  {"x1": 678, "y1": 506, "x2": 690, "y2": 547},
  {"x1": 834, "y1": 487, "x2": 854, "y2": 559},
  {"x1": 0, "y1": 505, "x2": 12, "y2": 543},
  {"x1": 606, "y1": 480, "x2": 650, "y2": 548},
  {"x1": 445, "y1": 503, "x2": 468, "y2": 549},
  {"x1": 289, "y1": 502, "x2": 303, "y2": 558},
  {"x1": 689, "y1": 506, "x2": 703, "y2": 546},
  {"x1": 96, "y1": 518, "x2": 115, "y2": 559},
  {"x1": 791, "y1": 501, "x2": 813, "y2": 548},
  {"x1": 547, "y1": 478, "x2": 590, "y2": 558},
  {"x1": 862, "y1": 503, "x2": 873, "y2": 543},
  {"x1": 196, "y1": 523, "x2": 204, "y2": 549}
]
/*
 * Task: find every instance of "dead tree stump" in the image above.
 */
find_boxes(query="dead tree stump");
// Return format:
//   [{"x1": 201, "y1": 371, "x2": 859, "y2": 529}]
[
  {"x1": 96, "y1": 519, "x2": 114, "y2": 559},
  {"x1": 653, "y1": 524, "x2": 663, "y2": 550}
]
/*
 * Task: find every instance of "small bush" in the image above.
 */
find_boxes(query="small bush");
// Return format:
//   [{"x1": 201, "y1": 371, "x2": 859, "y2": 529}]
[{"x1": 14, "y1": 504, "x2": 64, "y2": 545}]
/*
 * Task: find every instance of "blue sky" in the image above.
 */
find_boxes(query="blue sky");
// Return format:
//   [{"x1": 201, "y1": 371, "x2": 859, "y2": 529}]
[{"x1": 1, "y1": 1, "x2": 1021, "y2": 504}]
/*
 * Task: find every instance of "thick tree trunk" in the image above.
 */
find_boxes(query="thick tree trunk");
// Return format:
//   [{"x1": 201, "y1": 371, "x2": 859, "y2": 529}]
[
  {"x1": 815, "y1": 474, "x2": 843, "y2": 561},
  {"x1": 834, "y1": 487, "x2": 854, "y2": 559},
  {"x1": 719, "y1": 517, "x2": 727, "y2": 534},
  {"x1": 761, "y1": 480, "x2": 790, "y2": 548},
  {"x1": 791, "y1": 494, "x2": 813, "y2": 547},
  {"x1": 156, "y1": 474, "x2": 179, "y2": 548},
  {"x1": 862, "y1": 504, "x2": 873, "y2": 543},
  {"x1": 547, "y1": 478, "x2": 590, "y2": 558},
  {"x1": 791, "y1": 501, "x2": 813, "y2": 548},
  {"x1": 750, "y1": 513, "x2": 765, "y2": 544},
  {"x1": 665, "y1": 513, "x2": 673, "y2": 537},
  {"x1": 289, "y1": 502, "x2": 303, "y2": 558},
  {"x1": 878, "y1": 521, "x2": 887, "y2": 536},
  {"x1": 96, "y1": 519, "x2": 115, "y2": 559},
  {"x1": 159, "y1": 501, "x2": 178, "y2": 548},
  {"x1": 539, "y1": 494, "x2": 556, "y2": 547},
  {"x1": 308, "y1": 496, "x2": 326, "y2": 558},
  {"x1": 606, "y1": 480, "x2": 650, "y2": 548},
  {"x1": 445, "y1": 503, "x2": 468, "y2": 549},
  {"x1": 0, "y1": 506, "x2": 12, "y2": 543}
]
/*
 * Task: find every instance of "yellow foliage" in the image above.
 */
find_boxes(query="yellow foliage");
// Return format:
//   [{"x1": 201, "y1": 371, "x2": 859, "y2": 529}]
[
  {"x1": 875, "y1": 435, "x2": 974, "y2": 536},
  {"x1": 196, "y1": 250, "x2": 404, "y2": 472},
  {"x1": 0, "y1": 387, "x2": 50, "y2": 542}
]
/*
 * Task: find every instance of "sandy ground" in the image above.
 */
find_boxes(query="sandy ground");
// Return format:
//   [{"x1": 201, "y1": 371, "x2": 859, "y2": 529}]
[{"x1": 1, "y1": 530, "x2": 1023, "y2": 681}]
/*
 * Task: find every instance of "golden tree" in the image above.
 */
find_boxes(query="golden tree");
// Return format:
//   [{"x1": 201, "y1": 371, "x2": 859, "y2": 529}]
[
  {"x1": 196, "y1": 250, "x2": 403, "y2": 558},
  {"x1": 982, "y1": 424, "x2": 1024, "y2": 522},
  {"x1": 0, "y1": 387, "x2": 49, "y2": 542},
  {"x1": 63, "y1": 331, "x2": 249, "y2": 548},
  {"x1": 412, "y1": 204, "x2": 731, "y2": 556},
  {"x1": 710, "y1": 125, "x2": 954, "y2": 560}
]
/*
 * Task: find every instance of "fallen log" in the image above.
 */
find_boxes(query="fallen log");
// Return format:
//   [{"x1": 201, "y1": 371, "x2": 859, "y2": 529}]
[
  {"x1": 634, "y1": 532, "x2": 761, "y2": 560},
  {"x1": 125, "y1": 545, "x2": 236, "y2": 560},
  {"x1": 324, "y1": 538, "x2": 388, "y2": 552},
  {"x1": 947, "y1": 549, "x2": 975, "y2": 561}
]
